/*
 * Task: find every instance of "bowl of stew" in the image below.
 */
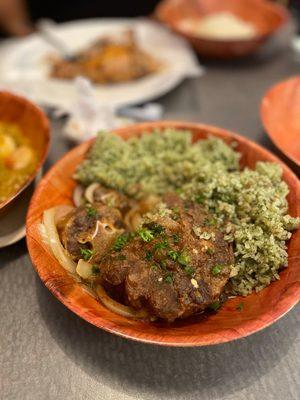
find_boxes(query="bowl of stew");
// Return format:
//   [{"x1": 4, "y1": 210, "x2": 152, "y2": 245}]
[
  {"x1": 0, "y1": 91, "x2": 50, "y2": 212},
  {"x1": 26, "y1": 121, "x2": 300, "y2": 346}
]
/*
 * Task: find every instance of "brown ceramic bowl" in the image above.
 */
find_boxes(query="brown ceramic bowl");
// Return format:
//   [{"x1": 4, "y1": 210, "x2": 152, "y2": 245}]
[
  {"x1": 155, "y1": 0, "x2": 289, "y2": 59},
  {"x1": 26, "y1": 121, "x2": 300, "y2": 346},
  {"x1": 261, "y1": 76, "x2": 300, "y2": 167},
  {"x1": 0, "y1": 91, "x2": 50, "y2": 212}
]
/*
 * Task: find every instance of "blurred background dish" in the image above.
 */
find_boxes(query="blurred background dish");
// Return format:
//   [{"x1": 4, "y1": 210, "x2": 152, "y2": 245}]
[
  {"x1": 155, "y1": 0, "x2": 289, "y2": 59},
  {"x1": 48, "y1": 28, "x2": 162, "y2": 84},
  {"x1": 0, "y1": 19, "x2": 202, "y2": 113},
  {"x1": 261, "y1": 76, "x2": 300, "y2": 166},
  {"x1": 0, "y1": 91, "x2": 49, "y2": 212},
  {"x1": 0, "y1": 170, "x2": 42, "y2": 248}
]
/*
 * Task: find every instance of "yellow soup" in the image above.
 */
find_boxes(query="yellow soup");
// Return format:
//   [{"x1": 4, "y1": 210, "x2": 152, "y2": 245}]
[{"x1": 0, "y1": 122, "x2": 38, "y2": 203}]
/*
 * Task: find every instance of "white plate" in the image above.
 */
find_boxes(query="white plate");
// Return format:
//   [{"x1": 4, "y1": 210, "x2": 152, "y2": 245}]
[
  {"x1": 0, "y1": 171, "x2": 41, "y2": 248},
  {"x1": 0, "y1": 18, "x2": 202, "y2": 112}
]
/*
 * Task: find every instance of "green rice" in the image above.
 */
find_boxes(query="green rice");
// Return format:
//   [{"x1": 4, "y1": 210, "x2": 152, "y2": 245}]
[{"x1": 75, "y1": 129, "x2": 299, "y2": 295}]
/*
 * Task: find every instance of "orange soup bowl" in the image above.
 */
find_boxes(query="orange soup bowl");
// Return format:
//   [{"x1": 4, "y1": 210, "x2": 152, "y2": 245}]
[
  {"x1": 26, "y1": 121, "x2": 300, "y2": 346},
  {"x1": 0, "y1": 91, "x2": 50, "y2": 212},
  {"x1": 155, "y1": 0, "x2": 289, "y2": 59}
]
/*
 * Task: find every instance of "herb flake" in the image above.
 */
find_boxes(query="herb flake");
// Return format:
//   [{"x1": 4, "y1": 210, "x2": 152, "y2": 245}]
[
  {"x1": 164, "y1": 273, "x2": 173, "y2": 284},
  {"x1": 138, "y1": 228, "x2": 154, "y2": 242},
  {"x1": 86, "y1": 205, "x2": 98, "y2": 218},
  {"x1": 209, "y1": 301, "x2": 220, "y2": 311},
  {"x1": 92, "y1": 265, "x2": 100, "y2": 274},
  {"x1": 80, "y1": 248, "x2": 95, "y2": 261},
  {"x1": 113, "y1": 233, "x2": 132, "y2": 251},
  {"x1": 211, "y1": 264, "x2": 223, "y2": 275}
]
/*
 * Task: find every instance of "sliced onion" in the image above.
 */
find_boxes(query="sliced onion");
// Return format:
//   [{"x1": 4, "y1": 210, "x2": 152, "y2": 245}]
[
  {"x1": 76, "y1": 259, "x2": 94, "y2": 280},
  {"x1": 43, "y1": 207, "x2": 77, "y2": 274},
  {"x1": 124, "y1": 204, "x2": 140, "y2": 230},
  {"x1": 38, "y1": 223, "x2": 49, "y2": 245},
  {"x1": 95, "y1": 284, "x2": 147, "y2": 319},
  {"x1": 73, "y1": 184, "x2": 84, "y2": 207},
  {"x1": 81, "y1": 283, "x2": 97, "y2": 298},
  {"x1": 84, "y1": 183, "x2": 100, "y2": 204},
  {"x1": 54, "y1": 205, "x2": 74, "y2": 225}
]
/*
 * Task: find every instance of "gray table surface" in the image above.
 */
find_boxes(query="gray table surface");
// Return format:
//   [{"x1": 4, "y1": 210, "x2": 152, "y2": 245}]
[{"x1": 1, "y1": 39, "x2": 300, "y2": 400}]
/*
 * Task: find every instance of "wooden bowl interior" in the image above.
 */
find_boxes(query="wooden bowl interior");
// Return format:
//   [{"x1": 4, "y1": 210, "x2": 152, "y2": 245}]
[
  {"x1": 26, "y1": 121, "x2": 300, "y2": 346},
  {"x1": 261, "y1": 76, "x2": 300, "y2": 167},
  {"x1": 0, "y1": 91, "x2": 50, "y2": 211}
]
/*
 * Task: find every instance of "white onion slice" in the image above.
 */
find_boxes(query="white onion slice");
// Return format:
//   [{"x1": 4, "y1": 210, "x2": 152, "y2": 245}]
[
  {"x1": 95, "y1": 284, "x2": 147, "y2": 319},
  {"x1": 73, "y1": 184, "x2": 84, "y2": 207},
  {"x1": 54, "y1": 204, "x2": 74, "y2": 225},
  {"x1": 43, "y1": 207, "x2": 77, "y2": 274},
  {"x1": 84, "y1": 183, "x2": 100, "y2": 204},
  {"x1": 76, "y1": 259, "x2": 94, "y2": 280}
]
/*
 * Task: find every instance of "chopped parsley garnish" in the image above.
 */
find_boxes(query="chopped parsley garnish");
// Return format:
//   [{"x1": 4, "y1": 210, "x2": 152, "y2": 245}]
[
  {"x1": 80, "y1": 248, "x2": 95, "y2": 261},
  {"x1": 172, "y1": 233, "x2": 180, "y2": 243},
  {"x1": 164, "y1": 273, "x2": 173, "y2": 284},
  {"x1": 86, "y1": 205, "x2": 98, "y2": 218},
  {"x1": 160, "y1": 260, "x2": 167, "y2": 270},
  {"x1": 211, "y1": 264, "x2": 223, "y2": 275},
  {"x1": 145, "y1": 250, "x2": 153, "y2": 260},
  {"x1": 195, "y1": 195, "x2": 205, "y2": 204},
  {"x1": 150, "y1": 265, "x2": 158, "y2": 271},
  {"x1": 178, "y1": 251, "x2": 190, "y2": 267},
  {"x1": 206, "y1": 247, "x2": 215, "y2": 255},
  {"x1": 168, "y1": 250, "x2": 179, "y2": 261},
  {"x1": 236, "y1": 302, "x2": 244, "y2": 311},
  {"x1": 154, "y1": 240, "x2": 169, "y2": 251},
  {"x1": 184, "y1": 266, "x2": 194, "y2": 277},
  {"x1": 92, "y1": 265, "x2": 100, "y2": 274},
  {"x1": 145, "y1": 222, "x2": 165, "y2": 235},
  {"x1": 141, "y1": 222, "x2": 165, "y2": 239},
  {"x1": 113, "y1": 233, "x2": 132, "y2": 251},
  {"x1": 209, "y1": 301, "x2": 220, "y2": 311},
  {"x1": 138, "y1": 228, "x2": 154, "y2": 242}
]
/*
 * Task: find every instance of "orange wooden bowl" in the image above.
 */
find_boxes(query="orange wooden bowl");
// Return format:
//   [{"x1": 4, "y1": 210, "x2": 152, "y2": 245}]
[
  {"x1": 26, "y1": 121, "x2": 300, "y2": 346},
  {"x1": 155, "y1": 0, "x2": 288, "y2": 59},
  {"x1": 261, "y1": 76, "x2": 300, "y2": 167},
  {"x1": 0, "y1": 91, "x2": 50, "y2": 212}
]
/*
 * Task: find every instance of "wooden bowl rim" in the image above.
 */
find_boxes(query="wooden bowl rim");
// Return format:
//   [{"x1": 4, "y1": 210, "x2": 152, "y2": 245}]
[
  {"x1": 155, "y1": 0, "x2": 289, "y2": 45},
  {"x1": 0, "y1": 91, "x2": 50, "y2": 211},
  {"x1": 26, "y1": 121, "x2": 300, "y2": 346},
  {"x1": 260, "y1": 75, "x2": 300, "y2": 167}
]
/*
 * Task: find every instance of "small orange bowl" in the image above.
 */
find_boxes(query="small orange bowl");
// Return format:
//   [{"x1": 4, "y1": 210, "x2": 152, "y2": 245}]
[
  {"x1": 261, "y1": 76, "x2": 300, "y2": 167},
  {"x1": 155, "y1": 0, "x2": 289, "y2": 59},
  {"x1": 0, "y1": 91, "x2": 50, "y2": 212},
  {"x1": 26, "y1": 121, "x2": 300, "y2": 346}
]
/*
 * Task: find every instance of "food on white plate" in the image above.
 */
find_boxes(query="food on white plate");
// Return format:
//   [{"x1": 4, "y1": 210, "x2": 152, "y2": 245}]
[{"x1": 50, "y1": 30, "x2": 161, "y2": 84}]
